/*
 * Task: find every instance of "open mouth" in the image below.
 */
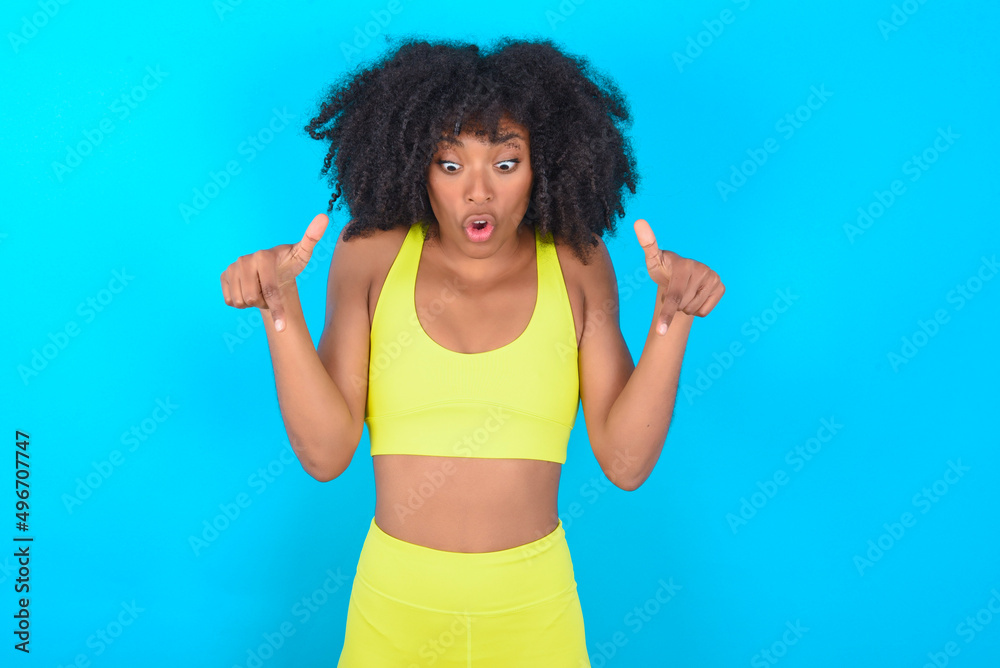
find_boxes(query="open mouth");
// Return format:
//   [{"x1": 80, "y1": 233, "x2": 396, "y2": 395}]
[
  {"x1": 463, "y1": 215, "x2": 495, "y2": 241},
  {"x1": 463, "y1": 213, "x2": 496, "y2": 229}
]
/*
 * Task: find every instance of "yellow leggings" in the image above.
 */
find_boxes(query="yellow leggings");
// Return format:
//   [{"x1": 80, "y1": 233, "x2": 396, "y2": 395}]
[{"x1": 337, "y1": 517, "x2": 591, "y2": 667}]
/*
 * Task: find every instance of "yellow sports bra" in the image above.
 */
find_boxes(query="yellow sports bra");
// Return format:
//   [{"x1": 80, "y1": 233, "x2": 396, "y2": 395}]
[{"x1": 364, "y1": 221, "x2": 580, "y2": 464}]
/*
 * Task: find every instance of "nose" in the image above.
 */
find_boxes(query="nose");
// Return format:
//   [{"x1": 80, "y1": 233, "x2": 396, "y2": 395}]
[{"x1": 464, "y1": 165, "x2": 493, "y2": 205}]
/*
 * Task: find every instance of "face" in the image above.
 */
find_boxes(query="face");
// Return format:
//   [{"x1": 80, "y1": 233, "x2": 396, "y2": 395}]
[{"x1": 425, "y1": 117, "x2": 533, "y2": 253}]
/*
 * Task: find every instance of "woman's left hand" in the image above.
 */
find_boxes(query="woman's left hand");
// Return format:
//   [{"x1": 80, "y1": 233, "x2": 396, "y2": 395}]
[{"x1": 634, "y1": 218, "x2": 726, "y2": 335}]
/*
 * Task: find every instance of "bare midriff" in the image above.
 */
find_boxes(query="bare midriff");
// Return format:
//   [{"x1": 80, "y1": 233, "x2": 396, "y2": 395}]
[{"x1": 373, "y1": 456, "x2": 562, "y2": 552}]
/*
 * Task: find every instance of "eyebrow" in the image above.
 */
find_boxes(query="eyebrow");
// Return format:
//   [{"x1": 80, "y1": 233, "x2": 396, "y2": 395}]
[{"x1": 438, "y1": 132, "x2": 525, "y2": 149}]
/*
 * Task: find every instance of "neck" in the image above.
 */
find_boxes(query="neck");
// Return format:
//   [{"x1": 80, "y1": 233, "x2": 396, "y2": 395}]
[{"x1": 422, "y1": 220, "x2": 533, "y2": 287}]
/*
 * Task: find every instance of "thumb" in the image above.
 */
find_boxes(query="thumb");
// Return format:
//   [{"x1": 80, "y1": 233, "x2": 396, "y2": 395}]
[
  {"x1": 284, "y1": 214, "x2": 329, "y2": 277},
  {"x1": 634, "y1": 218, "x2": 671, "y2": 287}
]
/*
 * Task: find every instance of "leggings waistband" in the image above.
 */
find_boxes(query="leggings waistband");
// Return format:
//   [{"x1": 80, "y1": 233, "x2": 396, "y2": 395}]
[{"x1": 355, "y1": 517, "x2": 577, "y2": 615}]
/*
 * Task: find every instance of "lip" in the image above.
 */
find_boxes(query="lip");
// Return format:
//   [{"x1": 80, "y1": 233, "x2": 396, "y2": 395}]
[{"x1": 462, "y1": 213, "x2": 497, "y2": 229}]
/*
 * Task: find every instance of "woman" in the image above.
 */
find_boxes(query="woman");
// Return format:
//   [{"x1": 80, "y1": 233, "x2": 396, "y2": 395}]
[{"x1": 220, "y1": 37, "x2": 724, "y2": 667}]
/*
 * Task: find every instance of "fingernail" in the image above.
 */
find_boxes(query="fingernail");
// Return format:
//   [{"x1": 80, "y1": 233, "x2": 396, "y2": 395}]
[
  {"x1": 658, "y1": 322, "x2": 667, "y2": 335},
  {"x1": 275, "y1": 319, "x2": 284, "y2": 332}
]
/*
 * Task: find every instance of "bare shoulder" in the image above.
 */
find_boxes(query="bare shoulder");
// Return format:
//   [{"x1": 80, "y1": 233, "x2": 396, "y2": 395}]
[
  {"x1": 333, "y1": 222, "x2": 407, "y2": 276},
  {"x1": 330, "y1": 224, "x2": 410, "y2": 325},
  {"x1": 552, "y1": 232, "x2": 617, "y2": 309}
]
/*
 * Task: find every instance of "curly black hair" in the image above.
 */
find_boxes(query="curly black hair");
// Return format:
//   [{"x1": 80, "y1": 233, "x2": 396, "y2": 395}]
[{"x1": 303, "y1": 36, "x2": 639, "y2": 265}]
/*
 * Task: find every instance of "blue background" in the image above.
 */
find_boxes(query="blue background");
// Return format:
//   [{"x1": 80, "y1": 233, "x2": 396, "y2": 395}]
[{"x1": 3, "y1": 0, "x2": 998, "y2": 666}]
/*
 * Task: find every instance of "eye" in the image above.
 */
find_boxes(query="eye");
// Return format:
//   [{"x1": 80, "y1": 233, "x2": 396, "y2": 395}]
[{"x1": 434, "y1": 158, "x2": 521, "y2": 173}]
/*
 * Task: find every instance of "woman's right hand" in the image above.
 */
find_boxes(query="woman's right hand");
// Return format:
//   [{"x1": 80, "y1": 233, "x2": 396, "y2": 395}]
[{"x1": 220, "y1": 213, "x2": 330, "y2": 332}]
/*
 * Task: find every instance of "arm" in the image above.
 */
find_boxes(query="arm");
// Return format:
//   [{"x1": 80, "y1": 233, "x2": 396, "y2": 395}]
[
  {"x1": 261, "y1": 226, "x2": 371, "y2": 482},
  {"x1": 579, "y1": 220, "x2": 724, "y2": 491}
]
